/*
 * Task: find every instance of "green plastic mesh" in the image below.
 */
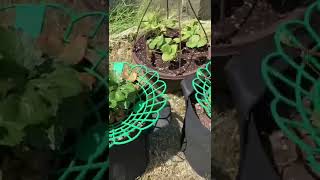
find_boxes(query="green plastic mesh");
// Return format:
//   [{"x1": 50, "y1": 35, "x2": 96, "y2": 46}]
[
  {"x1": 58, "y1": 13, "x2": 108, "y2": 180},
  {"x1": 262, "y1": 0, "x2": 320, "y2": 173},
  {"x1": 0, "y1": 3, "x2": 108, "y2": 179},
  {"x1": 109, "y1": 62, "x2": 167, "y2": 148},
  {"x1": 192, "y1": 61, "x2": 212, "y2": 118},
  {"x1": 59, "y1": 50, "x2": 108, "y2": 180}
]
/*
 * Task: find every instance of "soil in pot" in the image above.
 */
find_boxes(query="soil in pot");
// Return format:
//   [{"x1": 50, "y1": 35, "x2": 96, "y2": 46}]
[
  {"x1": 213, "y1": 0, "x2": 313, "y2": 45},
  {"x1": 190, "y1": 95, "x2": 211, "y2": 131},
  {"x1": 133, "y1": 29, "x2": 209, "y2": 78}
]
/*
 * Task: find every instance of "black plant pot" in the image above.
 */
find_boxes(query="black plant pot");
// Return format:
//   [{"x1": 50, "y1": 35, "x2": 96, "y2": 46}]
[
  {"x1": 180, "y1": 75, "x2": 211, "y2": 177},
  {"x1": 109, "y1": 134, "x2": 149, "y2": 180},
  {"x1": 109, "y1": 103, "x2": 172, "y2": 180}
]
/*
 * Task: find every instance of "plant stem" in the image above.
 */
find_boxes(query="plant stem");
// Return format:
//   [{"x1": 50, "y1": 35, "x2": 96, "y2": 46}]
[
  {"x1": 186, "y1": 0, "x2": 209, "y2": 43},
  {"x1": 135, "y1": 0, "x2": 153, "y2": 42}
]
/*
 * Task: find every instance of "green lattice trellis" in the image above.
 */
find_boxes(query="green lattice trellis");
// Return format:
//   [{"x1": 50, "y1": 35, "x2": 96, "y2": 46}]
[
  {"x1": 0, "y1": 2, "x2": 108, "y2": 179},
  {"x1": 262, "y1": 0, "x2": 320, "y2": 173},
  {"x1": 109, "y1": 62, "x2": 167, "y2": 148},
  {"x1": 192, "y1": 61, "x2": 211, "y2": 118}
]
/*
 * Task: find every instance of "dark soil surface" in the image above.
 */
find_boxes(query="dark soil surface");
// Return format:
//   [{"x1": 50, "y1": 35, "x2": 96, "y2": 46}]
[
  {"x1": 195, "y1": 103, "x2": 211, "y2": 131},
  {"x1": 133, "y1": 30, "x2": 209, "y2": 77},
  {"x1": 190, "y1": 93, "x2": 211, "y2": 130},
  {"x1": 213, "y1": 0, "x2": 313, "y2": 45},
  {"x1": 266, "y1": 129, "x2": 320, "y2": 180}
]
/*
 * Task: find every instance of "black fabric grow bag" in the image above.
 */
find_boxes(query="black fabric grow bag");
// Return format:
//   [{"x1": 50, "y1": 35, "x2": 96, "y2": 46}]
[
  {"x1": 180, "y1": 75, "x2": 211, "y2": 177},
  {"x1": 109, "y1": 103, "x2": 172, "y2": 180},
  {"x1": 109, "y1": 133, "x2": 149, "y2": 180},
  {"x1": 224, "y1": 34, "x2": 286, "y2": 180}
]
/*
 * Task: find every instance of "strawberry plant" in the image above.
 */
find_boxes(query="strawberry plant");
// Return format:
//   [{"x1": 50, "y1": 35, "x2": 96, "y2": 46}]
[
  {"x1": 0, "y1": 27, "x2": 89, "y2": 149},
  {"x1": 144, "y1": 18, "x2": 208, "y2": 62},
  {"x1": 109, "y1": 68, "x2": 140, "y2": 124}
]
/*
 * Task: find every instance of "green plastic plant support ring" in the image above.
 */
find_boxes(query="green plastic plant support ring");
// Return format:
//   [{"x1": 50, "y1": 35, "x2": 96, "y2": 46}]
[
  {"x1": 109, "y1": 62, "x2": 168, "y2": 148},
  {"x1": 192, "y1": 61, "x2": 212, "y2": 118},
  {"x1": 261, "y1": 0, "x2": 320, "y2": 173}
]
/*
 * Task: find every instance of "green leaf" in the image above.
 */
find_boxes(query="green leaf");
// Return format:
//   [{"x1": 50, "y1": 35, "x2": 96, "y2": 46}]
[
  {"x1": 110, "y1": 99, "x2": 117, "y2": 109},
  {"x1": 173, "y1": 38, "x2": 181, "y2": 43},
  {"x1": 162, "y1": 53, "x2": 175, "y2": 62},
  {"x1": 181, "y1": 34, "x2": 191, "y2": 41},
  {"x1": 197, "y1": 37, "x2": 208, "y2": 48},
  {"x1": 160, "y1": 44, "x2": 172, "y2": 54},
  {"x1": 163, "y1": 19, "x2": 177, "y2": 28},
  {"x1": 115, "y1": 91, "x2": 126, "y2": 102},
  {"x1": 18, "y1": 86, "x2": 52, "y2": 125},
  {"x1": 148, "y1": 38, "x2": 158, "y2": 49},
  {"x1": 156, "y1": 35, "x2": 164, "y2": 49},
  {"x1": 165, "y1": 38, "x2": 172, "y2": 44},
  {"x1": 186, "y1": 35, "x2": 200, "y2": 48},
  {"x1": 171, "y1": 44, "x2": 178, "y2": 54}
]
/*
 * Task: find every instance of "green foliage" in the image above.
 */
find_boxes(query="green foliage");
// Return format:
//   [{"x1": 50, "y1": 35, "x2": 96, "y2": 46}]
[
  {"x1": 182, "y1": 21, "x2": 208, "y2": 48},
  {"x1": 0, "y1": 28, "x2": 86, "y2": 148},
  {"x1": 142, "y1": 13, "x2": 177, "y2": 33},
  {"x1": 147, "y1": 35, "x2": 178, "y2": 61},
  {"x1": 145, "y1": 19, "x2": 208, "y2": 62},
  {"x1": 109, "y1": 70, "x2": 139, "y2": 111}
]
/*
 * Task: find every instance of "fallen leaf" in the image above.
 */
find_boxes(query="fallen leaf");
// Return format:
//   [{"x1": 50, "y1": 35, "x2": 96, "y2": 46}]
[
  {"x1": 36, "y1": 34, "x2": 64, "y2": 57},
  {"x1": 124, "y1": 72, "x2": 137, "y2": 82},
  {"x1": 58, "y1": 36, "x2": 88, "y2": 65},
  {"x1": 78, "y1": 72, "x2": 96, "y2": 90}
]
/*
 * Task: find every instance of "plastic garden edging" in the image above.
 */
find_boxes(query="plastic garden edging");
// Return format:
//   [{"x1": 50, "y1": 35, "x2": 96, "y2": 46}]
[
  {"x1": 109, "y1": 62, "x2": 168, "y2": 148},
  {"x1": 262, "y1": 0, "x2": 320, "y2": 174},
  {"x1": 0, "y1": 3, "x2": 108, "y2": 180}
]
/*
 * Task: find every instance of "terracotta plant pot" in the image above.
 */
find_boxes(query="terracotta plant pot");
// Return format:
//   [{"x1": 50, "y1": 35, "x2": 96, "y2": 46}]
[{"x1": 132, "y1": 34, "x2": 211, "y2": 92}]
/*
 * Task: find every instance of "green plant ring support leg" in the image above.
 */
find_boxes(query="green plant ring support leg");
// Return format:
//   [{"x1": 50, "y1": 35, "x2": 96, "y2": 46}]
[
  {"x1": 0, "y1": 2, "x2": 108, "y2": 179},
  {"x1": 192, "y1": 61, "x2": 212, "y2": 118},
  {"x1": 109, "y1": 62, "x2": 168, "y2": 148},
  {"x1": 262, "y1": 0, "x2": 320, "y2": 173}
]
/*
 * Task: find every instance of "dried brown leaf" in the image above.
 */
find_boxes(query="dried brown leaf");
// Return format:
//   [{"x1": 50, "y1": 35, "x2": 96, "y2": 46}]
[{"x1": 58, "y1": 36, "x2": 88, "y2": 64}]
